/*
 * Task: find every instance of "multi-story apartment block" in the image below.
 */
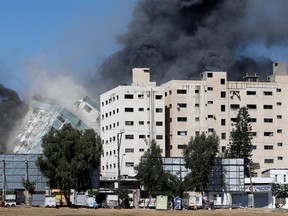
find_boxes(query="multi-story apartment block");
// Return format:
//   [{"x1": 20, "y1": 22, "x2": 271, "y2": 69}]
[
  {"x1": 162, "y1": 62, "x2": 288, "y2": 177},
  {"x1": 100, "y1": 68, "x2": 165, "y2": 180}
]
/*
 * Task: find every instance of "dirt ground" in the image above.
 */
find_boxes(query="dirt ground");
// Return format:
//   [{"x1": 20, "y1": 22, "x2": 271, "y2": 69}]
[{"x1": 0, "y1": 207, "x2": 287, "y2": 216}]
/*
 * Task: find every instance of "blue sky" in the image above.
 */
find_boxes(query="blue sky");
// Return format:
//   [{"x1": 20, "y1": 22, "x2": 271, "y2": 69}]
[{"x1": 0, "y1": 0, "x2": 137, "y2": 93}]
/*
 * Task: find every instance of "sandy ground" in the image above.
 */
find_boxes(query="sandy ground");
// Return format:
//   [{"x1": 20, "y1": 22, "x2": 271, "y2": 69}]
[{"x1": 0, "y1": 207, "x2": 287, "y2": 216}]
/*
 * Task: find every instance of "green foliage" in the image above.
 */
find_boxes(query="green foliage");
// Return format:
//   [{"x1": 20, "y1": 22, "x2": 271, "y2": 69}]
[
  {"x1": 88, "y1": 189, "x2": 99, "y2": 197},
  {"x1": 5, "y1": 190, "x2": 15, "y2": 195},
  {"x1": 22, "y1": 179, "x2": 36, "y2": 194},
  {"x1": 228, "y1": 106, "x2": 253, "y2": 177},
  {"x1": 115, "y1": 188, "x2": 132, "y2": 208},
  {"x1": 36, "y1": 124, "x2": 102, "y2": 193},
  {"x1": 183, "y1": 133, "x2": 219, "y2": 194},
  {"x1": 272, "y1": 183, "x2": 288, "y2": 198},
  {"x1": 135, "y1": 140, "x2": 177, "y2": 196}
]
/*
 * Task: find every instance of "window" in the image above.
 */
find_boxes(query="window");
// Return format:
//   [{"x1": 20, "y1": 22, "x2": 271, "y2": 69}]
[
  {"x1": 208, "y1": 101, "x2": 213, "y2": 104},
  {"x1": 207, "y1": 73, "x2": 213, "y2": 77},
  {"x1": 250, "y1": 132, "x2": 257, "y2": 136},
  {"x1": 177, "y1": 131, "x2": 187, "y2": 136},
  {"x1": 208, "y1": 115, "x2": 214, "y2": 119},
  {"x1": 277, "y1": 142, "x2": 283, "y2": 147},
  {"x1": 139, "y1": 135, "x2": 145, "y2": 139},
  {"x1": 230, "y1": 104, "x2": 240, "y2": 109},
  {"x1": 156, "y1": 135, "x2": 163, "y2": 139},
  {"x1": 125, "y1": 121, "x2": 134, "y2": 126},
  {"x1": 284, "y1": 174, "x2": 286, "y2": 182},
  {"x1": 125, "y1": 148, "x2": 134, "y2": 153},
  {"x1": 207, "y1": 87, "x2": 213, "y2": 91},
  {"x1": 138, "y1": 94, "x2": 144, "y2": 99},
  {"x1": 263, "y1": 105, "x2": 273, "y2": 109},
  {"x1": 125, "y1": 135, "x2": 134, "y2": 139},
  {"x1": 124, "y1": 94, "x2": 133, "y2": 99},
  {"x1": 247, "y1": 104, "x2": 257, "y2": 109},
  {"x1": 264, "y1": 159, "x2": 274, "y2": 163},
  {"x1": 278, "y1": 156, "x2": 283, "y2": 160},
  {"x1": 221, "y1": 105, "x2": 225, "y2": 112},
  {"x1": 84, "y1": 105, "x2": 92, "y2": 113},
  {"x1": 264, "y1": 118, "x2": 273, "y2": 123},
  {"x1": 125, "y1": 107, "x2": 134, "y2": 112},
  {"x1": 177, "y1": 144, "x2": 187, "y2": 149},
  {"x1": 220, "y1": 91, "x2": 226, "y2": 98},
  {"x1": 277, "y1": 115, "x2": 282, "y2": 119},
  {"x1": 221, "y1": 119, "x2": 226, "y2": 126},
  {"x1": 277, "y1": 102, "x2": 282, "y2": 106},
  {"x1": 156, "y1": 95, "x2": 163, "y2": 99},
  {"x1": 156, "y1": 121, "x2": 163, "y2": 126},
  {"x1": 263, "y1": 91, "x2": 273, "y2": 96},
  {"x1": 177, "y1": 89, "x2": 187, "y2": 94},
  {"x1": 139, "y1": 148, "x2": 144, "y2": 152},
  {"x1": 247, "y1": 91, "x2": 256, "y2": 95},
  {"x1": 177, "y1": 103, "x2": 187, "y2": 108},
  {"x1": 252, "y1": 145, "x2": 257, "y2": 150},
  {"x1": 125, "y1": 162, "x2": 134, "y2": 167},
  {"x1": 156, "y1": 108, "x2": 163, "y2": 113},
  {"x1": 277, "y1": 88, "x2": 282, "y2": 92},
  {"x1": 139, "y1": 121, "x2": 144, "y2": 125},
  {"x1": 221, "y1": 133, "x2": 226, "y2": 139},
  {"x1": 264, "y1": 145, "x2": 273, "y2": 150},
  {"x1": 177, "y1": 117, "x2": 187, "y2": 122},
  {"x1": 195, "y1": 117, "x2": 200, "y2": 122},
  {"x1": 195, "y1": 89, "x2": 199, "y2": 93},
  {"x1": 139, "y1": 108, "x2": 144, "y2": 111},
  {"x1": 195, "y1": 103, "x2": 199, "y2": 107},
  {"x1": 264, "y1": 132, "x2": 273, "y2": 137},
  {"x1": 221, "y1": 78, "x2": 225, "y2": 84},
  {"x1": 57, "y1": 115, "x2": 65, "y2": 123},
  {"x1": 249, "y1": 118, "x2": 257, "y2": 123},
  {"x1": 208, "y1": 128, "x2": 214, "y2": 132},
  {"x1": 277, "y1": 129, "x2": 283, "y2": 133}
]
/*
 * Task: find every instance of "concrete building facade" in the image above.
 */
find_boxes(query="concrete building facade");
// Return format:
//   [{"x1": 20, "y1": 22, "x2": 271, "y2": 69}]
[
  {"x1": 100, "y1": 68, "x2": 165, "y2": 180},
  {"x1": 162, "y1": 63, "x2": 288, "y2": 177}
]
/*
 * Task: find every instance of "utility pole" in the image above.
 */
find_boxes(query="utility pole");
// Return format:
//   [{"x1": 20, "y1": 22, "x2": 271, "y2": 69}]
[
  {"x1": 117, "y1": 130, "x2": 124, "y2": 207},
  {"x1": 248, "y1": 163, "x2": 254, "y2": 208}
]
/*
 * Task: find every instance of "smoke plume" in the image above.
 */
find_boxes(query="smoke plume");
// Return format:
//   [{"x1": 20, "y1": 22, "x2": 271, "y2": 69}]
[
  {"x1": 93, "y1": 0, "x2": 288, "y2": 94},
  {"x1": 0, "y1": 84, "x2": 26, "y2": 152}
]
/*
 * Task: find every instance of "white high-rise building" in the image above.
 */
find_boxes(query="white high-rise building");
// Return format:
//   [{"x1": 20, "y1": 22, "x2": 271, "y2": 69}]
[
  {"x1": 162, "y1": 63, "x2": 288, "y2": 177},
  {"x1": 100, "y1": 68, "x2": 165, "y2": 180}
]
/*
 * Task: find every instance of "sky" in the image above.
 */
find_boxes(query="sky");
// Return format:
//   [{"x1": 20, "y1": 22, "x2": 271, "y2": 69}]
[
  {"x1": 0, "y1": 0, "x2": 137, "y2": 96},
  {"x1": 1, "y1": 0, "x2": 288, "y2": 99}
]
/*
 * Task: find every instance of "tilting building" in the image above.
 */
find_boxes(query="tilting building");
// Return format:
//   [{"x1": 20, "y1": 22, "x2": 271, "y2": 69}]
[{"x1": 13, "y1": 96, "x2": 100, "y2": 153}]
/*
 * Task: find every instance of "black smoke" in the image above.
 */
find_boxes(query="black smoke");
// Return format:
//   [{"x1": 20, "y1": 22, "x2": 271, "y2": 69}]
[
  {"x1": 93, "y1": 0, "x2": 288, "y2": 94},
  {"x1": 0, "y1": 84, "x2": 26, "y2": 153}
]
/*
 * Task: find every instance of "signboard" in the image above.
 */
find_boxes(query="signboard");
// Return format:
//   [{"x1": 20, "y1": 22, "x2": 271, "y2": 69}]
[
  {"x1": 244, "y1": 185, "x2": 271, "y2": 192},
  {"x1": 156, "y1": 195, "x2": 168, "y2": 210}
]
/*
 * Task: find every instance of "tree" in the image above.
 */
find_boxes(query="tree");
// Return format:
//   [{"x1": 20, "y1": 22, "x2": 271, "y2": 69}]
[
  {"x1": 135, "y1": 140, "x2": 164, "y2": 196},
  {"x1": 183, "y1": 132, "x2": 219, "y2": 195},
  {"x1": 22, "y1": 179, "x2": 36, "y2": 205},
  {"x1": 36, "y1": 124, "x2": 102, "y2": 204},
  {"x1": 228, "y1": 106, "x2": 253, "y2": 177}
]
